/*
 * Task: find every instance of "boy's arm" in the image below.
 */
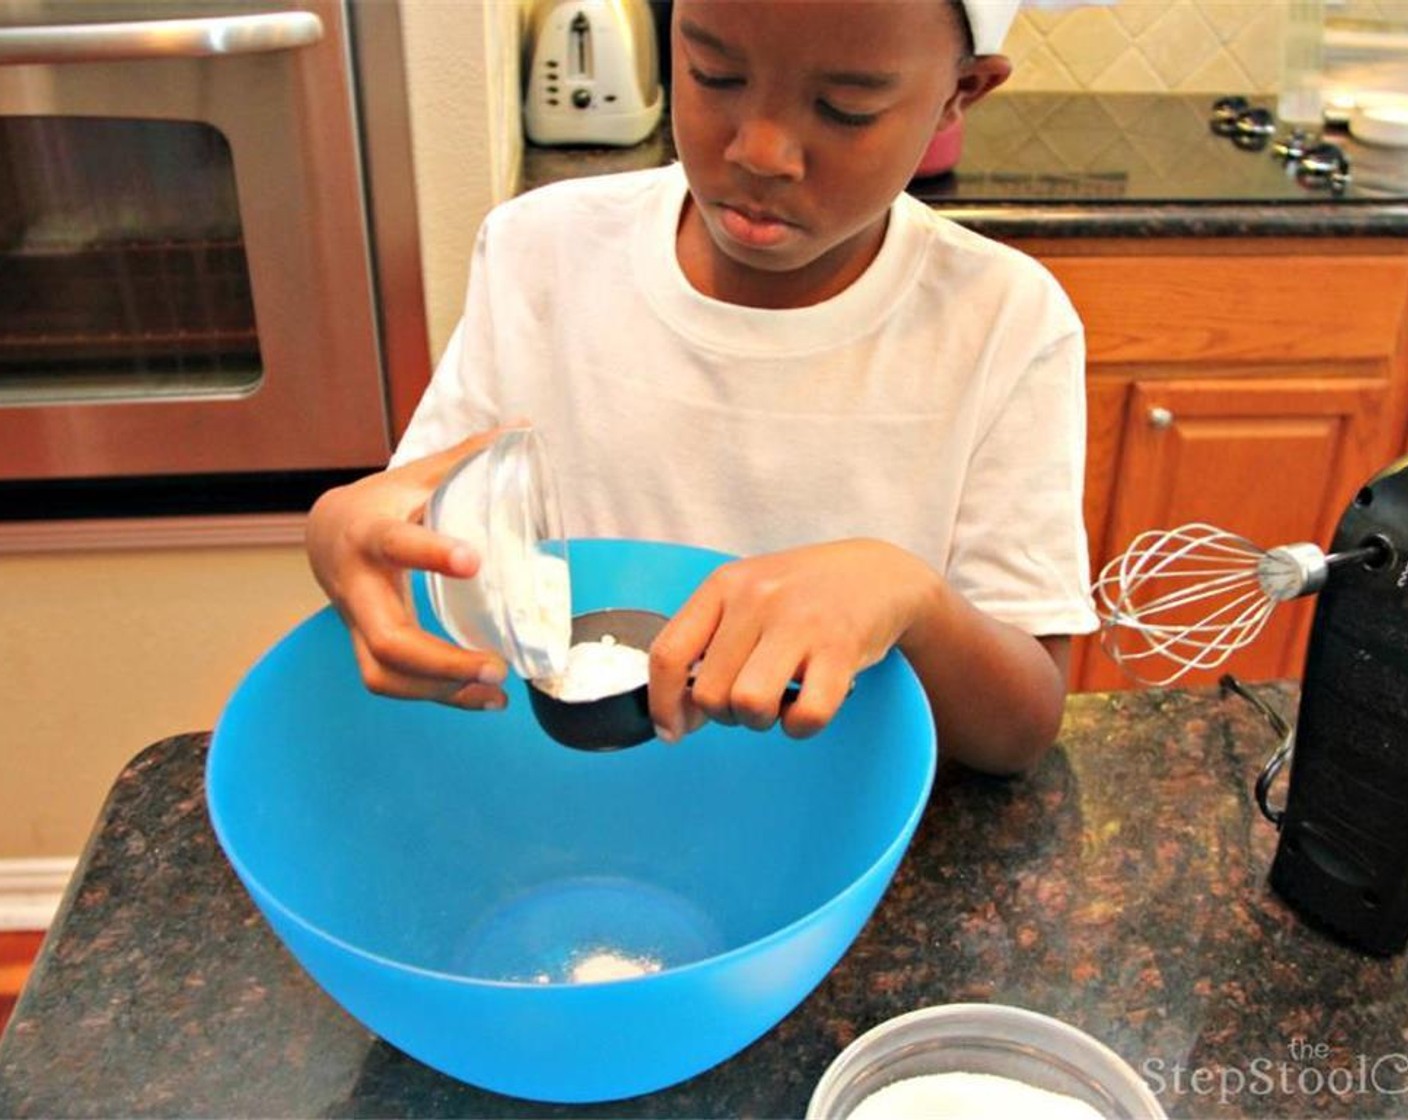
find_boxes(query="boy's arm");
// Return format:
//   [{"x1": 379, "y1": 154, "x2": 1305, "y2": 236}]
[
  {"x1": 897, "y1": 571, "x2": 1070, "y2": 774},
  {"x1": 920, "y1": 291, "x2": 1092, "y2": 769},
  {"x1": 646, "y1": 539, "x2": 1071, "y2": 772}
]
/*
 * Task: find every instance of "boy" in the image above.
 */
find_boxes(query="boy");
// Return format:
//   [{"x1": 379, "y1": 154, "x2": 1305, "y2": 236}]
[{"x1": 306, "y1": 0, "x2": 1097, "y2": 774}]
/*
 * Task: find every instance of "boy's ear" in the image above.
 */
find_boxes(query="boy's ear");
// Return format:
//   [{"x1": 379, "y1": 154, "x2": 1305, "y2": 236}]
[{"x1": 941, "y1": 55, "x2": 1012, "y2": 125}]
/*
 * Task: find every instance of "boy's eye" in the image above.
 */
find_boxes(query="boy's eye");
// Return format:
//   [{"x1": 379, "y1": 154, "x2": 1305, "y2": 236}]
[
  {"x1": 688, "y1": 65, "x2": 743, "y2": 90},
  {"x1": 818, "y1": 101, "x2": 881, "y2": 128}
]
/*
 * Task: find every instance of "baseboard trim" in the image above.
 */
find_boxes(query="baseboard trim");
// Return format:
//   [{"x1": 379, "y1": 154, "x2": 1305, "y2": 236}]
[
  {"x1": 0, "y1": 858, "x2": 78, "y2": 931},
  {"x1": 0, "y1": 513, "x2": 307, "y2": 554}
]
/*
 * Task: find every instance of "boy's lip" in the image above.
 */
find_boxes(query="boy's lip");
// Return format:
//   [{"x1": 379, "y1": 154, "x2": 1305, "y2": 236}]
[
  {"x1": 715, "y1": 201, "x2": 800, "y2": 248},
  {"x1": 726, "y1": 200, "x2": 792, "y2": 224}
]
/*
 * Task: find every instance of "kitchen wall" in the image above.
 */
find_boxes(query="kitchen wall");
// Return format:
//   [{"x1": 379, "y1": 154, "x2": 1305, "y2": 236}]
[
  {"x1": 0, "y1": 541, "x2": 324, "y2": 861},
  {"x1": 1332, "y1": 0, "x2": 1408, "y2": 23},
  {"x1": 403, "y1": 0, "x2": 524, "y2": 359},
  {"x1": 1004, "y1": 1, "x2": 1284, "y2": 93}
]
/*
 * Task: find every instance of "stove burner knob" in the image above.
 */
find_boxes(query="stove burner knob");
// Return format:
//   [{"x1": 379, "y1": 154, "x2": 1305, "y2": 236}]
[
  {"x1": 1272, "y1": 128, "x2": 1317, "y2": 161},
  {"x1": 1298, "y1": 142, "x2": 1348, "y2": 175},
  {"x1": 1211, "y1": 95, "x2": 1250, "y2": 135},
  {"x1": 1296, "y1": 141, "x2": 1351, "y2": 188},
  {"x1": 1234, "y1": 107, "x2": 1277, "y2": 140}
]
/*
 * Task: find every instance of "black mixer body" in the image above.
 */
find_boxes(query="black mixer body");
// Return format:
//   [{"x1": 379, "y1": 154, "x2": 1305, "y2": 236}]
[{"x1": 1270, "y1": 455, "x2": 1408, "y2": 955}]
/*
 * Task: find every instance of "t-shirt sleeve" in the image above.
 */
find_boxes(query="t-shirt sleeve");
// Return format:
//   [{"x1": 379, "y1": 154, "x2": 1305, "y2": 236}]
[
  {"x1": 388, "y1": 223, "x2": 502, "y2": 467},
  {"x1": 946, "y1": 300, "x2": 1099, "y2": 638}
]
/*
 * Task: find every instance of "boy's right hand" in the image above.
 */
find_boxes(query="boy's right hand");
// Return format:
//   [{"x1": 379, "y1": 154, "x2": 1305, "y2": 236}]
[{"x1": 305, "y1": 432, "x2": 511, "y2": 709}]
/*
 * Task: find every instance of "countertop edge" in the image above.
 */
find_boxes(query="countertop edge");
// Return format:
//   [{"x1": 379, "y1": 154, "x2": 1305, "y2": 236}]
[{"x1": 926, "y1": 201, "x2": 1408, "y2": 239}]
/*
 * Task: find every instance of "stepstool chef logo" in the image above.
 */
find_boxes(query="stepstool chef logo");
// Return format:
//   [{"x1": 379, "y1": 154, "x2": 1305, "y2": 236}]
[{"x1": 1142, "y1": 1037, "x2": 1408, "y2": 1106}]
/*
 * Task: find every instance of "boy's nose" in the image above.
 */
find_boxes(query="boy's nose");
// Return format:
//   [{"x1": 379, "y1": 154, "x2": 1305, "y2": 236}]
[{"x1": 724, "y1": 118, "x2": 804, "y2": 180}]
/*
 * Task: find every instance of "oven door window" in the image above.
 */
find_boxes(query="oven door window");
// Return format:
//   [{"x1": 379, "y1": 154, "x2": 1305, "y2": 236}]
[{"x1": 0, "y1": 116, "x2": 261, "y2": 404}]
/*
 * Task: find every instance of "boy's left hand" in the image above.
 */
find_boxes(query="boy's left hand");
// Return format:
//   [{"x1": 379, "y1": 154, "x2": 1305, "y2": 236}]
[{"x1": 647, "y1": 539, "x2": 937, "y2": 742}]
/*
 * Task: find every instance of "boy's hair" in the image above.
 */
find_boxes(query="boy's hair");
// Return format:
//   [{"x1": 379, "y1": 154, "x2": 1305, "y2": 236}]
[{"x1": 948, "y1": 0, "x2": 976, "y2": 60}]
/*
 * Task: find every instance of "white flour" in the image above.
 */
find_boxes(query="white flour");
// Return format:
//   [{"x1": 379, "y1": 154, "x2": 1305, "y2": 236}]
[
  {"x1": 528, "y1": 947, "x2": 664, "y2": 985},
  {"x1": 537, "y1": 634, "x2": 650, "y2": 702},
  {"x1": 433, "y1": 548, "x2": 571, "y2": 675},
  {"x1": 847, "y1": 1072, "x2": 1105, "y2": 1120},
  {"x1": 498, "y1": 551, "x2": 571, "y2": 672},
  {"x1": 568, "y1": 949, "x2": 662, "y2": 983}
]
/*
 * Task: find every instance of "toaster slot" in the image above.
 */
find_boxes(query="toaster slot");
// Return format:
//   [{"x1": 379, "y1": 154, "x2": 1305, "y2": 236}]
[{"x1": 568, "y1": 10, "x2": 593, "y2": 80}]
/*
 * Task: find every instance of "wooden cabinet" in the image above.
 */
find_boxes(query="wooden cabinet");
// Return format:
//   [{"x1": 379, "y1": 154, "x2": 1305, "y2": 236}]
[
  {"x1": 1080, "y1": 376, "x2": 1389, "y2": 691},
  {"x1": 1012, "y1": 241, "x2": 1408, "y2": 692}
]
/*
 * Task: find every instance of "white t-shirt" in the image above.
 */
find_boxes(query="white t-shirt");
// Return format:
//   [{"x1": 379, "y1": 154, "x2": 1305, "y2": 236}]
[{"x1": 394, "y1": 164, "x2": 1097, "y2": 637}]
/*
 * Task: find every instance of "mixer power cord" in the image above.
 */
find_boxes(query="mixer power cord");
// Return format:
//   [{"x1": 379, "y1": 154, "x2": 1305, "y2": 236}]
[{"x1": 1218, "y1": 673, "x2": 1293, "y2": 827}]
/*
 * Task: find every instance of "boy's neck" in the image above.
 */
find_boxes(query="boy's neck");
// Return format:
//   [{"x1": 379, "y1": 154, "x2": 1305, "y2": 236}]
[{"x1": 675, "y1": 197, "x2": 890, "y2": 310}]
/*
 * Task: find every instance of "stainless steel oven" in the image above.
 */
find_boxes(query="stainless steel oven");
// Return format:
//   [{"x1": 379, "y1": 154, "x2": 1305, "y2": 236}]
[{"x1": 0, "y1": 0, "x2": 427, "y2": 513}]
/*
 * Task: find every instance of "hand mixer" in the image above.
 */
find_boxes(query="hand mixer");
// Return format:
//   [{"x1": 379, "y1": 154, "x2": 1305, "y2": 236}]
[
  {"x1": 1094, "y1": 524, "x2": 1387, "y2": 687},
  {"x1": 1096, "y1": 455, "x2": 1408, "y2": 955}
]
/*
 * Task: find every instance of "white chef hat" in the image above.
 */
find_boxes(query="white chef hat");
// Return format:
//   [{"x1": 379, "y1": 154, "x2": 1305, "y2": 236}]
[{"x1": 960, "y1": 0, "x2": 1022, "y2": 54}]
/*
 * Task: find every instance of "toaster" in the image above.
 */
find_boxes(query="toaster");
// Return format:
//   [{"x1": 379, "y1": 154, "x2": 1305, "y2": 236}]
[{"x1": 523, "y1": 0, "x2": 663, "y2": 147}]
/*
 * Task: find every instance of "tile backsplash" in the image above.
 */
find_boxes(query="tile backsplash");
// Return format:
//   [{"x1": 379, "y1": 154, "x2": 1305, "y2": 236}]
[
  {"x1": 1330, "y1": 0, "x2": 1408, "y2": 25},
  {"x1": 1003, "y1": 1, "x2": 1286, "y2": 93}
]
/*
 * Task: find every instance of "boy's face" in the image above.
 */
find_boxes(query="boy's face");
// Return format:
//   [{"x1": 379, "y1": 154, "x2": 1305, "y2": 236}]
[{"x1": 671, "y1": 0, "x2": 1009, "y2": 308}]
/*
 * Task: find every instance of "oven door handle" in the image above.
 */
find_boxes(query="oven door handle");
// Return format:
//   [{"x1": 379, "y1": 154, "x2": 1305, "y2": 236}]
[{"x1": 0, "y1": 11, "x2": 323, "y2": 65}]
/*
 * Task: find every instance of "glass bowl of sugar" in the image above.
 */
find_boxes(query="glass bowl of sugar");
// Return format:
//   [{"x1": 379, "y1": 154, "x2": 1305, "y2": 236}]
[
  {"x1": 425, "y1": 426, "x2": 572, "y2": 682},
  {"x1": 807, "y1": 1004, "x2": 1165, "y2": 1120}
]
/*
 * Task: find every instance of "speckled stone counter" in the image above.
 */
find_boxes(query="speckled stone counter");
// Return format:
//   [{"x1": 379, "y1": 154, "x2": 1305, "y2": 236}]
[
  {"x1": 3, "y1": 684, "x2": 1407, "y2": 1118},
  {"x1": 522, "y1": 93, "x2": 1408, "y2": 238}
]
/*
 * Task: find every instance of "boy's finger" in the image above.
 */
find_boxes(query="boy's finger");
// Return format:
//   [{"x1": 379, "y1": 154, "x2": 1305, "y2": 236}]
[
  {"x1": 350, "y1": 630, "x2": 507, "y2": 703},
  {"x1": 649, "y1": 592, "x2": 722, "y2": 742},
  {"x1": 374, "y1": 519, "x2": 481, "y2": 577},
  {"x1": 396, "y1": 427, "x2": 507, "y2": 485},
  {"x1": 780, "y1": 658, "x2": 854, "y2": 740},
  {"x1": 351, "y1": 589, "x2": 507, "y2": 686},
  {"x1": 685, "y1": 609, "x2": 763, "y2": 726},
  {"x1": 443, "y1": 681, "x2": 510, "y2": 711},
  {"x1": 362, "y1": 665, "x2": 506, "y2": 710},
  {"x1": 682, "y1": 697, "x2": 710, "y2": 737},
  {"x1": 728, "y1": 637, "x2": 805, "y2": 732}
]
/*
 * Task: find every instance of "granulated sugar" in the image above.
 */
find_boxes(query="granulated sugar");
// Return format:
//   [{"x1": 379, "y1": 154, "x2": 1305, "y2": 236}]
[
  {"x1": 537, "y1": 634, "x2": 650, "y2": 702},
  {"x1": 847, "y1": 1072, "x2": 1104, "y2": 1120}
]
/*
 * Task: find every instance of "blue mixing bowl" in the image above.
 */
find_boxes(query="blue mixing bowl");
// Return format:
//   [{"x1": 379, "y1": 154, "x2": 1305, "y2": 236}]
[{"x1": 207, "y1": 539, "x2": 936, "y2": 1103}]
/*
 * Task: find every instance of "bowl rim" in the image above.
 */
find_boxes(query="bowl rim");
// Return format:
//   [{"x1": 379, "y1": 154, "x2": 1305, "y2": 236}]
[
  {"x1": 806, "y1": 1002, "x2": 1166, "y2": 1119},
  {"x1": 205, "y1": 601, "x2": 937, "y2": 990}
]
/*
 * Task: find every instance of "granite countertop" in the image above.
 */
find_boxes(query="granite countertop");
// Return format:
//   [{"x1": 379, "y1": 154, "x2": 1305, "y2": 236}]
[
  {"x1": 522, "y1": 93, "x2": 1408, "y2": 239},
  {"x1": 3, "y1": 683, "x2": 1408, "y2": 1118}
]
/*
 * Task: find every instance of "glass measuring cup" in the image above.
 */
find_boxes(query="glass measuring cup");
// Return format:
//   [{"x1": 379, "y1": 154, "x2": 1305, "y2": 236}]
[{"x1": 424, "y1": 426, "x2": 571, "y2": 681}]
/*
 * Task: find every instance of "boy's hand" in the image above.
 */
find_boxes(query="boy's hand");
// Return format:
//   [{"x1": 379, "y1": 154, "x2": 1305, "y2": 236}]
[
  {"x1": 305, "y1": 432, "x2": 512, "y2": 708},
  {"x1": 647, "y1": 540, "x2": 937, "y2": 742}
]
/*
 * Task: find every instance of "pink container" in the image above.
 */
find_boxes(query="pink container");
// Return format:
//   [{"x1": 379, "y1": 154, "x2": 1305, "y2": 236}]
[{"x1": 912, "y1": 118, "x2": 965, "y2": 179}]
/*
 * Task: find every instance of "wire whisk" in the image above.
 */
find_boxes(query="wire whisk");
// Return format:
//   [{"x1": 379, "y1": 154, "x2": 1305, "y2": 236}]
[{"x1": 1095, "y1": 522, "x2": 1387, "y2": 686}]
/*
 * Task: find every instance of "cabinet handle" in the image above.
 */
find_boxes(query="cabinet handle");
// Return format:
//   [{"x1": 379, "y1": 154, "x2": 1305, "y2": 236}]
[
  {"x1": 1148, "y1": 406, "x2": 1175, "y2": 430},
  {"x1": 0, "y1": 12, "x2": 323, "y2": 65}
]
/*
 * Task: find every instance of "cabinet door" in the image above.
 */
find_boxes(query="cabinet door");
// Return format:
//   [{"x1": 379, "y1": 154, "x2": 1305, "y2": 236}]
[
  {"x1": 1079, "y1": 377, "x2": 1389, "y2": 692},
  {"x1": 1071, "y1": 378, "x2": 1130, "y2": 688}
]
